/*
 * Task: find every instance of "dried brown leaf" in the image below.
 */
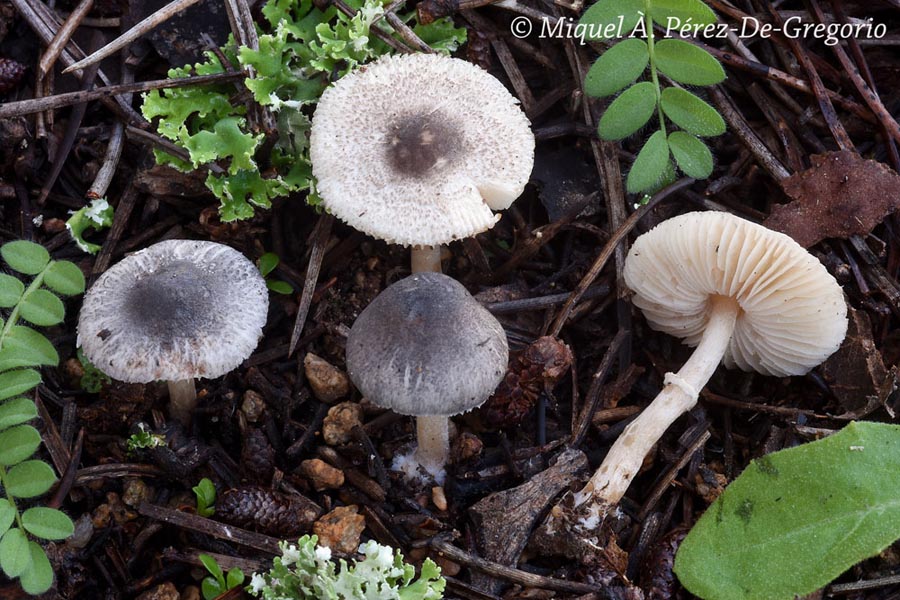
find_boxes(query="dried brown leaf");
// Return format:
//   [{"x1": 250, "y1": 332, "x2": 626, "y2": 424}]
[{"x1": 764, "y1": 151, "x2": 900, "y2": 247}]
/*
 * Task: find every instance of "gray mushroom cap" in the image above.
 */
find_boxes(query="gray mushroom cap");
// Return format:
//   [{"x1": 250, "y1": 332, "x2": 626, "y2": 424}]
[
  {"x1": 346, "y1": 272, "x2": 509, "y2": 416},
  {"x1": 77, "y1": 240, "x2": 268, "y2": 382}
]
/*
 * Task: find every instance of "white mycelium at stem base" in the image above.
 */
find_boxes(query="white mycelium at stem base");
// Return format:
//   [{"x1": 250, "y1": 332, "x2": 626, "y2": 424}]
[
  {"x1": 571, "y1": 211, "x2": 848, "y2": 525},
  {"x1": 575, "y1": 295, "x2": 739, "y2": 511}
]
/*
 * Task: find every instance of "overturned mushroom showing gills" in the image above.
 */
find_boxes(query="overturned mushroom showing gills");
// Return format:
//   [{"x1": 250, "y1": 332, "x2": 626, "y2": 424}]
[
  {"x1": 346, "y1": 272, "x2": 508, "y2": 482},
  {"x1": 78, "y1": 240, "x2": 268, "y2": 425},
  {"x1": 576, "y1": 211, "x2": 847, "y2": 523},
  {"x1": 310, "y1": 53, "x2": 534, "y2": 273}
]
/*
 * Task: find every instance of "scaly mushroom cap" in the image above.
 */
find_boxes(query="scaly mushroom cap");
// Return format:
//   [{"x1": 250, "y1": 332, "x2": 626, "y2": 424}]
[
  {"x1": 310, "y1": 53, "x2": 535, "y2": 247},
  {"x1": 624, "y1": 211, "x2": 847, "y2": 376},
  {"x1": 78, "y1": 240, "x2": 268, "y2": 382},
  {"x1": 346, "y1": 272, "x2": 509, "y2": 416}
]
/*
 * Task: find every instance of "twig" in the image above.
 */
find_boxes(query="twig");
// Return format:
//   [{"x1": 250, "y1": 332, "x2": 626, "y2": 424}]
[
  {"x1": 138, "y1": 502, "x2": 281, "y2": 554},
  {"x1": 288, "y1": 214, "x2": 334, "y2": 356},
  {"x1": 570, "y1": 329, "x2": 629, "y2": 447},
  {"x1": 38, "y1": 0, "x2": 92, "y2": 77},
  {"x1": 637, "y1": 429, "x2": 710, "y2": 519},
  {"x1": 62, "y1": 0, "x2": 207, "y2": 73},
  {"x1": 483, "y1": 284, "x2": 609, "y2": 314},
  {"x1": 548, "y1": 177, "x2": 696, "y2": 337},
  {"x1": 430, "y1": 536, "x2": 603, "y2": 595},
  {"x1": 0, "y1": 71, "x2": 244, "y2": 118},
  {"x1": 92, "y1": 183, "x2": 141, "y2": 275}
]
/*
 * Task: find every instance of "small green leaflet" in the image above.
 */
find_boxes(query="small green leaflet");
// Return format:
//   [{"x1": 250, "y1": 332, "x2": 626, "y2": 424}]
[
  {"x1": 0, "y1": 426, "x2": 42, "y2": 467},
  {"x1": 42, "y1": 261, "x2": 86, "y2": 296},
  {"x1": 578, "y1": 0, "x2": 644, "y2": 40},
  {"x1": 675, "y1": 422, "x2": 900, "y2": 600},
  {"x1": 22, "y1": 508, "x2": 75, "y2": 541},
  {"x1": 650, "y1": 0, "x2": 716, "y2": 29},
  {"x1": 4, "y1": 460, "x2": 57, "y2": 498},
  {"x1": 660, "y1": 87, "x2": 725, "y2": 137},
  {"x1": 0, "y1": 398, "x2": 39, "y2": 430},
  {"x1": 18, "y1": 290, "x2": 65, "y2": 327},
  {"x1": 0, "y1": 327, "x2": 59, "y2": 371},
  {"x1": 0, "y1": 528, "x2": 31, "y2": 577},
  {"x1": 19, "y1": 543, "x2": 53, "y2": 595},
  {"x1": 627, "y1": 131, "x2": 670, "y2": 193},
  {"x1": 1, "y1": 242, "x2": 50, "y2": 276},
  {"x1": 598, "y1": 82, "x2": 658, "y2": 140},
  {"x1": 654, "y1": 39, "x2": 726, "y2": 86},
  {"x1": 585, "y1": 38, "x2": 649, "y2": 98},
  {"x1": 668, "y1": 131, "x2": 713, "y2": 178},
  {"x1": 0, "y1": 275, "x2": 24, "y2": 308},
  {"x1": 0, "y1": 370, "x2": 41, "y2": 402}
]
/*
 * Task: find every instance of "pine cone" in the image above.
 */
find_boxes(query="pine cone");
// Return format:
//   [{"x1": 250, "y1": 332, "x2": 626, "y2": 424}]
[
  {"x1": 240, "y1": 428, "x2": 275, "y2": 483},
  {"x1": 0, "y1": 58, "x2": 25, "y2": 94},
  {"x1": 217, "y1": 487, "x2": 321, "y2": 537}
]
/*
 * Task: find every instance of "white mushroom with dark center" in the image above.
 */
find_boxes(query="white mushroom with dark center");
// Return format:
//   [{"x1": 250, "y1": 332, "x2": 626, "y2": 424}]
[
  {"x1": 574, "y1": 211, "x2": 848, "y2": 525},
  {"x1": 310, "y1": 52, "x2": 535, "y2": 272},
  {"x1": 346, "y1": 272, "x2": 508, "y2": 483},
  {"x1": 78, "y1": 240, "x2": 268, "y2": 425}
]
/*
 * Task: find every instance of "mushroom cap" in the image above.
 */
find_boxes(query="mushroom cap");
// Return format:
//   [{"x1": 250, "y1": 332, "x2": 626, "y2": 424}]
[
  {"x1": 310, "y1": 53, "x2": 535, "y2": 247},
  {"x1": 346, "y1": 272, "x2": 509, "y2": 416},
  {"x1": 623, "y1": 211, "x2": 847, "y2": 377},
  {"x1": 77, "y1": 240, "x2": 268, "y2": 382}
]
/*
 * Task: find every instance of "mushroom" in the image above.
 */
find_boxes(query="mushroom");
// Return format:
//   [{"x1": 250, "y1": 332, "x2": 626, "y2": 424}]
[
  {"x1": 574, "y1": 211, "x2": 847, "y2": 522},
  {"x1": 310, "y1": 52, "x2": 534, "y2": 273},
  {"x1": 346, "y1": 272, "x2": 508, "y2": 483},
  {"x1": 78, "y1": 240, "x2": 268, "y2": 425}
]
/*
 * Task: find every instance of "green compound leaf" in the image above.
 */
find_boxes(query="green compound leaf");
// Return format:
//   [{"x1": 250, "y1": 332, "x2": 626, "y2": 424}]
[
  {"x1": 43, "y1": 261, "x2": 86, "y2": 296},
  {"x1": 668, "y1": 131, "x2": 714, "y2": 178},
  {"x1": 650, "y1": 0, "x2": 717, "y2": 29},
  {"x1": 0, "y1": 370, "x2": 41, "y2": 402},
  {"x1": 598, "y1": 82, "x2": 658, "y2": 140},
  {"x1": 660, "y1": 87, "x2": 726, "y2": 137},
  {"x1": 0, "y1": 241, "x2": 50, "y2": 276},
  {"x1": 0, "y1": 274, "x2": 24, "y2": 308},
  {"x1": 0, "y1": 398, "x2": 39, "y2": 430},
  {"x1": 22, "y1": 508, "x2": 75, "y2": 540},
  {"x1": 18, "y1": 289, "x2": 65, "y2": 327},
  {"x1": 626, "y1": 130, "x2": 670, "y2": 194},
  {"x1": 675, "y1": 422, "x2": 900, "y2": 600},
  {"x1": 19, "y1": 543, "x2": 53, "y2": 595},
  {"x1": 585, "y1": 38, "x2": 649, "y2": 98},
  {"x1": 0, "y1": 499, "x2": 16, "y2": 538},
  {"x1": 0, "y1": 425, "x2": 41, "y2": 466},
  {"x1": 578, "y1": 0, "x2": 644, "y2": 41},
  {"x1": 5, "y1": 460, "x2": 57, "y2": 498},
  {"x1": 654, "y1": 39, "x2": 726, "y2": 86},
  {"x1": 0, "y1": 528, "x2": 32, "y2": 578},
  {"x1": 0, "y1": 326, "x2": 59, "y2": 371}
]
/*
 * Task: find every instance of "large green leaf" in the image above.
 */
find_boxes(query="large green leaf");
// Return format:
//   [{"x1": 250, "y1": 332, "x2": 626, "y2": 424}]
[
  {"x1": 0, "y1": 528, "x2": 31, "y2": 578},
  {"x1": 660, "y1": 87, "x2": 726, "y2": 137},
  {"x1": 0, "y1": 242, "x2": 49, "y2": 276},
  {"x1": 4, "y1": 460, "x2": 57, "y2": 498},
  {"x1": 42, "y1": 261, "x2": 86, "y2": 296},
  {"x1": 18, "y1": 289, "x2": 65, "y2": 327},
  {"x1": 598, "y1": 82, "x2": 658, "y2": 140},
  {"x1": 0, "y1": 398, "x2": 38, "y2": 430},
  {"x1": 0, "y1": 275, "x2": 24, "y2": 308},
  {"x1": 626, "y1": 130, "x2": 670, "y2": 193},
  {"x1": 668, "y1": 131, "x2": 714, "y2": 178},
  {"x1": 19, "y1": 542, "x2": 53, "y2": 595},
  {"x1": 22, "y1": 508, "x2": 75, "y2": 540},
  {"x1": 650, "y1": 0, "x2": 717, "y2": 28},
  {"x1": 0, "y1": 327, "x2": 59, "y2": 371},
  {"x1": 0, "y1": 425, "x2": 41, "y2": 466},
  {"x1": 654, "y1": 39, "x2": 726, "y2": 86},
  {"x1": 0, "y1": 370, "x2": 41, "y2": 401},
  {"x1": 578, "y1": 0, "x2": 644, "y2": 40},
  {"x1": 585, "y1": 38, "x2": 649, "y2": 98},
  {"x1": 675, "y1": 422, "x2": 900, "y2": 600}
]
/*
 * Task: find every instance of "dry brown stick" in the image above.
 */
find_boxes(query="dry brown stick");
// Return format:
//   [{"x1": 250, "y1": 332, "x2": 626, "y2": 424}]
[
  {"x1": 39, "y1": 0, "x2": 92, "y2": 77},
  {"x1": 548, "y1": 177, "x2": 696, "y2": 338},
  {"x1": 709, "y1": 85, "x2": 791, "y2": 181},
  {"x1": 764, "y1": 2, "x2": 853, "y2": 151},
  {"x1": 92, "y1": 183, "x2": 141, "y2": 275},
  {"x1": 63, "y1": 0, "x2": 206, "y2": 73},
  {"x1": 138, "y1": 502, "x2": 281, "y2": 554},
  {"x1": 429, "y1": 536, "x2": 604, "y2": 595},
  {"x1": 808, "y1": 0, "x2": 900, "y2": 145},
  {"x1": 570, "y1": 329, "x2": 629, "y2": 447},
  {"x1": 379, "y1": 0, "x2": 435, "y2": 53},
  {"x1": 637, "y1": 429, "x2": 710, "y2": 520},
  {"x1": 744, "y1": 82, "x2": 803, "y2": 172},
  {"x1": 484, "y1": 284, "x2": 609, "y2": 314},
  {"x1": 0, "y1": 71, "x2": 244, "y2": 118},
  {"x1": 75, "y1": 463, "x2": 165, "y2": 484},
  {"x1": 289, "y1": 214, "x2": 335, "y2": 356}
]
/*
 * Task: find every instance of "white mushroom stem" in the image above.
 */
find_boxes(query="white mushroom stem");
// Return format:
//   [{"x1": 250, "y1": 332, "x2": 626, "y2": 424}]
[
  {"x1": 414, "y1": 415, "x2": 450, "y2": 481},
  {"x1": 575, "y1": 296, "x2": 740, "y2": 510},
  {"x1": 411, "y1": 245, "x2": 442, "y2": 274},
  {"x1": 167, "y1": 379, "x2": 197, "y2": 426}
]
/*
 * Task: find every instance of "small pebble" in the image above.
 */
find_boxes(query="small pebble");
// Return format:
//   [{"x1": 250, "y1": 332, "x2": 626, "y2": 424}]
[
  {"x1": 322, "y1": 402, "x2": 363, "y2": 446},
  {"x1": 313, "y1": 505, "x2": 366, "y2": 554},
  {"x1": 304, "y1": 353, "x2": 351, "y2": 403},
  {"x1": 122, "y1": 479, "x2": 153, "y2": 508},
  {"x1": 300, "y1": 459, "x2": 345, "y2": 491},
  {"x1": 241, "y1": 390, "x2": 266, "y2": 423},
  {"x1": 431, "y1": 486, "x2": 447, "y2": 512},
  {"x1": 135, "y1": 582, "x2": 179, "y2": 600}
]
